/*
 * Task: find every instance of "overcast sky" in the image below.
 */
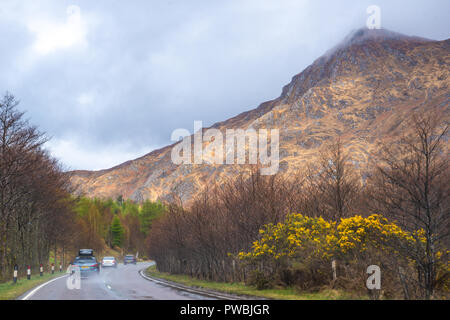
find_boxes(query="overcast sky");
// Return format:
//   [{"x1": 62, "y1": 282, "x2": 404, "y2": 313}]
[{"x1": 0, "y1": 0, "x2": 449, "y2": 171}]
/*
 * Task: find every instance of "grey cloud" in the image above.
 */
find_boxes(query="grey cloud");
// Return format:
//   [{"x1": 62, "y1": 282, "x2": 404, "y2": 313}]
[{"x1": 0, "y1": 0, "x2": 448, "y2": 170}]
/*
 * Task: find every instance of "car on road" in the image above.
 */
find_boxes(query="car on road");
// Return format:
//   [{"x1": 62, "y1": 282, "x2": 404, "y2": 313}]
[
  {"x1": 101, "y1": 256, "x2": 118, "y2": 268},
  {"x1": 72, "y1": 256, "x2": 100, "y2": 277},
  {"x1": 71, "y1": 249, "x2": 100, "y2": 277},
  {"x1": 124, "y1": 255, "x2": 137, "y2": 265}
]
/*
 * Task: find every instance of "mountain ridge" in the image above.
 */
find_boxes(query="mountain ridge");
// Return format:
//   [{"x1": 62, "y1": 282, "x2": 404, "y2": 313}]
[{"x1": 68, "y1": 28, "x2": 450, "y2": 203}]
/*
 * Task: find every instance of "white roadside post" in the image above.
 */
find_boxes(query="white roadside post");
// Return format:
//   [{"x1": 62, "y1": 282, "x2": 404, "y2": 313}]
[
  {"x1": 332, "y1": 260, "x2": 337, "y2": 281},
  {"x1": 27, "y1": 265, "x2": 31, "y2": 280},
  {"x1": 39, "y1": 264, "x2": 43, "y2": 276},
  {"x1": 13, "y1": 265, "x2": 18, "y2": 283}
]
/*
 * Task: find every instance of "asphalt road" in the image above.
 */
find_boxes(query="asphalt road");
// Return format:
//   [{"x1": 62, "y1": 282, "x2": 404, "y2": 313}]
[{"x1": 19, "y1": 262, "x2": 213, "y2": 300}]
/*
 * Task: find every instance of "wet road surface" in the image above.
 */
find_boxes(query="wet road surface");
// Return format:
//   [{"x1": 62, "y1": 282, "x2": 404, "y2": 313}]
[{"x1": 20, "y1": 262, "x2": 213, "y2": 300}]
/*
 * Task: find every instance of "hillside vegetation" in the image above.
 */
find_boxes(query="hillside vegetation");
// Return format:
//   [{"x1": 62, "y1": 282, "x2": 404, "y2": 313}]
[
  {"x1": 0, "y1": 93, "x2": 164, "y2": 283},
  {"x1": 148, "y1": 112, "x2": 449, "y2": 299}
]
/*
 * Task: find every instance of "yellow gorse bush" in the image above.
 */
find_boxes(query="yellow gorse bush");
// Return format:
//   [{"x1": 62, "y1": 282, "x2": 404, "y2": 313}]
[
  {"x1": 239, "y1": 214, "x2": 337, "y2": 261},
  {"x1": 336, "y1": 214, "x2": 419, "y2": 253},
  {"x1": 238, "y1": 213, "x2": 424, "y2": 262}
]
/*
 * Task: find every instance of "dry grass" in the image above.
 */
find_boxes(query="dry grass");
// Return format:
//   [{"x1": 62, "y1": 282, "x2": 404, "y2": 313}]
[{"x1": 145, "y1": 265, "x2": 366, "y2": 300}]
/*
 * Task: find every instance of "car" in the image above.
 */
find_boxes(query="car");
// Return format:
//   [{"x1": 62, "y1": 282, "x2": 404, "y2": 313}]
[
  {"x1": 123, "y1": 255, "x2": 137, "y2": 265},
  {"x1": 72, "y1": 256, "x2": 100, "y2": 277},
  {"x1": 71, "y1": 249, "x2": 100, "y2": 277},
  {"x1": 101, "y1": 256, "x2": 117, "y2": 268}
]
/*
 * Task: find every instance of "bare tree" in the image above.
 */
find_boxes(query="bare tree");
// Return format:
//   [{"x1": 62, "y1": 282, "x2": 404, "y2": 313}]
[
  {"x1": 304, "y1": 138, "x2": 361, "y2": 220},
  {"x1": 368, "y1": 112, "x2": 449, "y2": 299},
  {"x1": 0, "y1": 92, "x2": 75, "y2": 280},
  {"x1": 148, "y1": 166, "x2": 294, "y2": 282}
]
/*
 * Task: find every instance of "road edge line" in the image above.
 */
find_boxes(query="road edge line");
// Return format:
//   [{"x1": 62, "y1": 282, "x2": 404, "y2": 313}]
[
  {"x1": 139, "y1": 269, "x2": 259, "y2": 300},
  {"x1": 20, "y1": 274, "x2": 69, "y2": 300}
]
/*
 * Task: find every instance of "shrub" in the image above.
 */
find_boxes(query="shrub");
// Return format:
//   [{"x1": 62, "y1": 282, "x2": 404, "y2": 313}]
[
  {"x1": 247, "y1": 270, "x2": 273, "y2": 290},
  {"x1": 238, "y1": 213, "x2": 428, "y2": 296}
]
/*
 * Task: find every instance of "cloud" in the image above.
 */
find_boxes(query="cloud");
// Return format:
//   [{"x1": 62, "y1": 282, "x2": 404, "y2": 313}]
[
  {"x1": 27, "y1": 5, "x2": 87, "y2": 55},
  {"x1": 0, "y1": 0, "x2": 448, "y2": 171},
  {"x1": 46, "y1": 137, "x2": 159, "y2": 171},
  {"x1": 77, "y1": 92, "x2": 94, "y2": 106}
]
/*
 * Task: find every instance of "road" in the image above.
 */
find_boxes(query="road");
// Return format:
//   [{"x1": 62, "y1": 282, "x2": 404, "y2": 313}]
[{"x1": 19, "y1": 262, "x2": 213, "y2": 300}]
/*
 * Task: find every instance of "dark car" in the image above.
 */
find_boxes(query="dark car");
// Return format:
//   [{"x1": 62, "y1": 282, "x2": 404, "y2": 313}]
[
  {"x1": 124, "y1": 255, "x2": 136, "y2": 265},
  {"x1": 72, "y1": 249, "x2": 100, "y2": 277}
]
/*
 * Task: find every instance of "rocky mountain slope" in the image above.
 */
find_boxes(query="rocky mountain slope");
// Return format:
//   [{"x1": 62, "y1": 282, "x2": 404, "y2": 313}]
[{"x1": 69, "y1": 28, "x2": 450, "y2": 203}]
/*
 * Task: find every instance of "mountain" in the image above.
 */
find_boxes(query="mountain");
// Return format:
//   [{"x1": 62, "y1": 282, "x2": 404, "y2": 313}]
[{"x1": 69, "y1": 28, "x2": 450, "y2": 203}]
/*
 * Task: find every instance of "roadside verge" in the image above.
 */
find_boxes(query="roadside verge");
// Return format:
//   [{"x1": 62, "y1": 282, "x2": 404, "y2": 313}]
[
  {"x1": 139, "y1": 268, "x2": 263, "y2": 300},
  {"x1": 141, "y1": 265, "x2": 362, "y2": 300},
  {"x1": 0, "y1": 273, "x2": 68, "y2": 300}
]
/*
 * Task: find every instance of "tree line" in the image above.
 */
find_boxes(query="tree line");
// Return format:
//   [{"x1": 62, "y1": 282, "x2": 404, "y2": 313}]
[
  {"x1": 0, "y1": 93, "x2": 164, "y2": 281},
  {"x1": 72, "y1": 196, "x2": 164, "y2": 259},
  {"x1": 148, "y1": 110, "x2": 449, "y2": 299},
  {"x1": 0, "y1": 93, "x2": 74, "y2": 281},
  {"x1": 1, "y1": 91, "x2": 447, "y2": 298}
]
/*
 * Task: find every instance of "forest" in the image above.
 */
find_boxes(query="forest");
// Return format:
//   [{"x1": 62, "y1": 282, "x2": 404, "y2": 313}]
[
  {"x1": 0, "y1": 93, "x2": 163, "y2": 282},
  {"x1": 148, "y1": 110, "x2": 449, "y2": 299},
  {"x1": 71, "y1": 196, "x2": 164, "y2": 261},
  {"x1": 1, "y1": 91, "x2": 448, "y2": 299}
]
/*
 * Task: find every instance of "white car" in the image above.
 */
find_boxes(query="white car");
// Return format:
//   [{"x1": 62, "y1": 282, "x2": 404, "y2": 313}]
[{"x1": 101, "y1": 256, "x2": 117, "y2": 268}]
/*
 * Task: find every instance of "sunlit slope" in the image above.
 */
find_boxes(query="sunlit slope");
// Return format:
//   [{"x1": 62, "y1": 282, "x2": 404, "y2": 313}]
[{"x1": 69, "y1": 28, "x2": 450, "y2": 204}]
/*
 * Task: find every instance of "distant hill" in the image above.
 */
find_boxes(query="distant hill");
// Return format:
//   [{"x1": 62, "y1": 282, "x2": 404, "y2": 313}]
[{"x1": 69, "y1": 28, "x2": 450, "y2": 204}]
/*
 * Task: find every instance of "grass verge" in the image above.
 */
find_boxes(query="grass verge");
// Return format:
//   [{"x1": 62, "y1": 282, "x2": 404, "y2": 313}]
[
  {"x1": 0, "y1": 272, "x2": 66, "y2": 300},
  {"x1": 145, "y1": 265, "x2": 365, "y2": 300}
]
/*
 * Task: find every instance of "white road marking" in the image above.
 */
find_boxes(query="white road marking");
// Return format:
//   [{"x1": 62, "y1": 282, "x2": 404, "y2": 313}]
[
  {"x1": 21, "y1": 274, "x2": 69, "y2": 300},
  {"x1": 138, "y1": 269, "x2": 237, "y2": 300}
]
